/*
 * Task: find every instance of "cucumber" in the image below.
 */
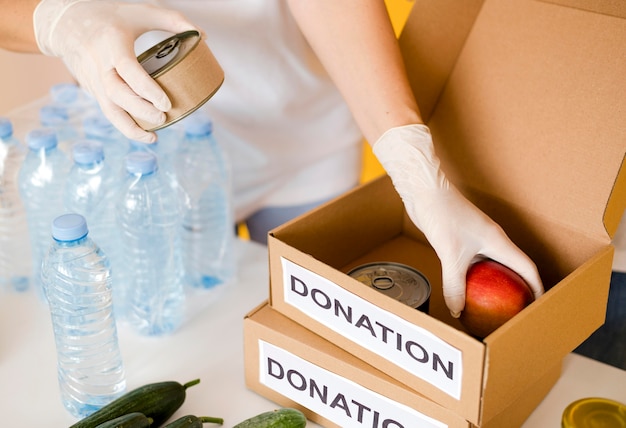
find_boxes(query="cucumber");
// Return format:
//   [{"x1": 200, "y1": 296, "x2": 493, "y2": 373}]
[
  {"x1": 70, "y1": 379, "x2": 201, "y2": 428},
  {"x1": 233, "y1": 408, "x2": 307, "y2": 428},
  {"x1": 94, "y1": 413, "x2": 153, "y2": 428},
  {"x1": 162, "y1": 415, "x2": 224, "y2": 427}
]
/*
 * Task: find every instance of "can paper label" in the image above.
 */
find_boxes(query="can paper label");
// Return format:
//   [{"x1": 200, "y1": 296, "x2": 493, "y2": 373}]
[
  {"x1": 281, "y1": 257, "x2": 462, "y2": 399},
  {"x1": 259, "y1": 340, "x2": 448, "y2": 428}
]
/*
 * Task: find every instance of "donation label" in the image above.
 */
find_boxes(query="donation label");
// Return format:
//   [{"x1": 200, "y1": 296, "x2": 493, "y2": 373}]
[
  {"x1": 259, "y1": 340, "x2": 448, "y2": 428},
  {"x1": 281, "y1": 257, "x2": 463, "y2": 399}
]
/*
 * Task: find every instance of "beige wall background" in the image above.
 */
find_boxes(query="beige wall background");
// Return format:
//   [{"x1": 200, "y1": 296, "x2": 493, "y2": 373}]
[{"x1": 0, "y1": 50, "x2": 72, "y2": 115}]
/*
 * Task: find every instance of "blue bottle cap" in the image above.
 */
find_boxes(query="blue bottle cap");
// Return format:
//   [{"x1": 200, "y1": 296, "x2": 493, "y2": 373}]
[
  {"x1": 129, "y1": 139, "x2": 157, "y2": 151},
  {"x1": 40, "y1": 104, "x2": 70, "y2": 126},
  {"x1": 51, "y1": 213, "x2": 89, "y2": 241},
  {"x1": 83, "y1": 114, "x2": 113, "y2": 138},
  {"x1": 125, "y1": 151, "x2": 158, "y2": 175},
  {"x1": 0, "y1": 117, "x2": 13, "y2": 139},
  {"x1": 72, "y1": 140, "x2": 105, "y2": 165},
  {"x1": 50, "y1": 82, "x2": 80, "y2": 105},
  {"x1": 26, "y1": 128, "x2": 58, "y2": 151},
  {"x1": 184, "y1": 115, "x2": 213, "y2": 137}
]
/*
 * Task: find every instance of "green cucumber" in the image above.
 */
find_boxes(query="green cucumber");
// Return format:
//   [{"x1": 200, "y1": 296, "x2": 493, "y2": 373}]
[
  {"x1": 162, "y1": 415, "x2": 224, "y2": 427},
  {"x1": 93, "y1": 412, "x2": 153, "y2": 428},
  {"x1": 70, "y1": 379, "x2": 201, "y2": 428},
  {"x1": 233, "y1": 408, "x2": 307, "y2": 428}
]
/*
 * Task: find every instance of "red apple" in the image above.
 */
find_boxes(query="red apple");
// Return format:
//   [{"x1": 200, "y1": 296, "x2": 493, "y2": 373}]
[{"x1": 459, "y1": 259, "x2": 534, "y2": 338}]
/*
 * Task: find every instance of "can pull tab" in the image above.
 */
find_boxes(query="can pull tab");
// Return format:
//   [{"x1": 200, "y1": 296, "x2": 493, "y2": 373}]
[
  {"x1": 156, "y1": 38, "x2": 180, "y2": 59},
  {"x1": 372, "y1": 270, "x2": 395, "y2": 290}
]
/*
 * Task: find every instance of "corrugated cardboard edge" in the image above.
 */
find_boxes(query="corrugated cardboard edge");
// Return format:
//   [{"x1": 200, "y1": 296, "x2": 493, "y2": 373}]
[{"x1": 604, "y1": 155, "x2": 626, "y2": 238}]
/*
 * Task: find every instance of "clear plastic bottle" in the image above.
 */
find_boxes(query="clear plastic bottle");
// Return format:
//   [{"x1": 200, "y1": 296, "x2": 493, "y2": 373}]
[
  {"x1": 49, "y1": 82, "x2": 96, "y2": 116},
  {"x1": 64, "y1": 140, "x2": 123, "y2": 314},
  {"x1": 175, "y1": 113, "x2": 235, "y2": 290},
  {"x1": 41, "y1": 213, "x2": 126, "y2": 418},
  {"x1": 83, "y1": 113, "x2": 129, "y2": 172},
  {"x1": 132, "y1": 138, "x2": 179, "y2": 193},
  {"x1": 0, "y1": 117, "x2": 30, "y2": 292},
  {"x1": 116, "y1": 151, "x2": 185, "y2": 335},
  {"x1": 39, "y1": 103, "x2": 78, "y2": 153},
  {"x1": 18, "y1": 128, "x2": 70, "y2": 297}
]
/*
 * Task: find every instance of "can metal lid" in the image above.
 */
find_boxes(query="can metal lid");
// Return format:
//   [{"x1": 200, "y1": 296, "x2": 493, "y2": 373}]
[
  {"x1": 348, "y1": 262, "x2": 431, "y2": 309},
  {"x1": 138, "y1": 30, "x2": 200, "y2": 78},
  {"x1": 561, "y1": 397, "x2": 626, "y2": 428}
]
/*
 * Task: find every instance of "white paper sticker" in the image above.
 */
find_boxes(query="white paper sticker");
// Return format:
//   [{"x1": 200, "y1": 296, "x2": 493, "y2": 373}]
[
  {"x1": 259, "y1": 340, "x2": 448, "y2": 428},
  {"x1": 281, "y1": 257, "x2": 463, "y2": 399}
]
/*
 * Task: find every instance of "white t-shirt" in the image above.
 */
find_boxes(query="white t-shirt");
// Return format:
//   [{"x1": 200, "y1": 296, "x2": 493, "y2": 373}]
[{"x1": 145, "y1": 0, "x2": 363, "y2": 221}]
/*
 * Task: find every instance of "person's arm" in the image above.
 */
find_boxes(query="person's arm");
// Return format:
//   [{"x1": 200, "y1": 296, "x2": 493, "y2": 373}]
[
  {"x1": 286, "y1": 0, "x2": 421, "y2": 144},
  {"x1": 287, "y1": 1, "x2": 544, "y2": 317},
  {"x1": 0, "y1": 0, "x2": 40, "y2": 52}
]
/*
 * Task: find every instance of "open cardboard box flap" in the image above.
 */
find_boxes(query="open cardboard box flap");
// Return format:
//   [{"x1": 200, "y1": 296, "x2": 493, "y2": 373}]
[
  {"x1": 401, "y1": 0, "x2": 626, "y2": 243},
  {"x1": 268, "y1": 0, "x2": 626, "y2": 424}
]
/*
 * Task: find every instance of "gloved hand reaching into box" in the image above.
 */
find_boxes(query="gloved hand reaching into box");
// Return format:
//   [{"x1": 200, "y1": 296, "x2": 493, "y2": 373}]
[
  {"x1": 373, "y1": 124, "x2": 544, "y2": 317},
  {"x1": 33, "y1": 0, "x2": 197, "y2": 143}
]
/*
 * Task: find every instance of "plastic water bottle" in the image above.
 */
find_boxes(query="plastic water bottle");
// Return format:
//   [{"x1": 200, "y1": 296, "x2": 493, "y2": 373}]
[
  {"x1": 39, "y1": 103, "x2": 78, "y2": 153},
  {"x1": 116, "y1": 151, "x2": 185, "y2": 335},
  {"x1": 0, "y1": 117, "x2": 30, "y2": 292},
  {"x1": 50, "y1": 82, "x2": 94, "y2": 109},
  {"x1": 41, "y1": 213, "x2": 126, "y2": 418},
  {"x1": 83, "y1": 113, "x2": 129, "y2": 171},
  {"x1": 64, "y1": 140, "x2": 123, "y2": 310},
  {"x1": 18, "y1": 128, "x2": 70, "y2": 297},
  {"x1": 132, "y1": 138, "x2": 179, "y2": 193},
  {"x1": 175, "y1": 113, "x2": 235, "y2": 290}
]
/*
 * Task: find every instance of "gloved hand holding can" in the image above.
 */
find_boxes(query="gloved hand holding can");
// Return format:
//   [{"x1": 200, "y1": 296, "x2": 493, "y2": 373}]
[{"x1": 33, "y1": 0, "x2": 198, "y2": 143}]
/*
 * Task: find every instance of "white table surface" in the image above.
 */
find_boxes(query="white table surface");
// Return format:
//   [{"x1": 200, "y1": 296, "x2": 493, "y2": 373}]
[{"x1": 1, "y1": 239, "x2": 624, "y2": 427}]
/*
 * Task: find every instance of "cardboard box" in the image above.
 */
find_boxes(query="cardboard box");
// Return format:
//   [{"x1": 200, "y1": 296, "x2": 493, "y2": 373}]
[
  {"x1": 267, "y1": 0, "x2": 626, "y2": 425},
  {"x1": 244, "y1": 302, "x2": 562, "y2": 428}
]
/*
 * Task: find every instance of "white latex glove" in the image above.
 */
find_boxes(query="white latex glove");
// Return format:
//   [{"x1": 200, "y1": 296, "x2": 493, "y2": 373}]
[
  {"x1": 373, "y1": 124, "x2": 544, "y2": 317},
  {"x1": 34, "y1": 0, "x2": 197, "y2": 142}
]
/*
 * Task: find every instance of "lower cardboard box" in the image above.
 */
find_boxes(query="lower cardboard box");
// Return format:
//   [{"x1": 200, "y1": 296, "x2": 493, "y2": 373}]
[{"x1": 244, "y1": 302, "x2": 561, "y2": 428}]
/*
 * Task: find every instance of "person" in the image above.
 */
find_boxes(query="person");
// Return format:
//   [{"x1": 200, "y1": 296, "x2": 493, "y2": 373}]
[{"x1": 0, "y1": 0, "x2": 544, "y2": 319}]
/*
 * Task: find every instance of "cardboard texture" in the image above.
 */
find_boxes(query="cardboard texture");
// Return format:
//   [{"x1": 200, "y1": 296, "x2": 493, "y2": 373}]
[
  {"x1": 266, "y1": 0, "x2": 626, "y2": 425},
  {"x1": 244, "y1": 303, "x2": 562, "y2": 428}
]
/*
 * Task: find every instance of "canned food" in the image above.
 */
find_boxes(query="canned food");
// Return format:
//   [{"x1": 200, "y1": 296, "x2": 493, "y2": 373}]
[
  {"x1": 348, "y1": 262, "x2": 431, "y2": 313},
  {"x1": 134, "y1": 30, "x2": 224, "y2": 131},
  {"x1": 561, "y1": 397, "x2": 626, "y2": 427}
]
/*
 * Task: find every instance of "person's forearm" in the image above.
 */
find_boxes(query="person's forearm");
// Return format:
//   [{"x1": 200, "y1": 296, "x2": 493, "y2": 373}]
[
  {"x1": 0, "y1": 0, "x2": 41, "y2": 52},
  {"x1": 287, "y1": 0, "x2": 422, "y2": 143}
]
